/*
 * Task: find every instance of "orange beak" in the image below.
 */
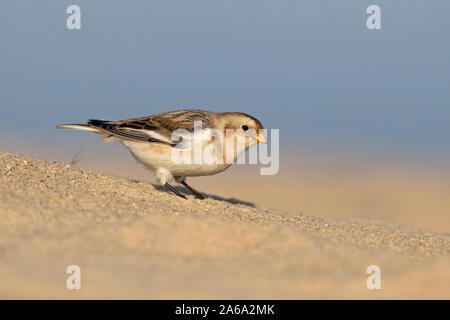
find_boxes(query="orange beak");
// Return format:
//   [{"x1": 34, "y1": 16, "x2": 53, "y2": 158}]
[{"x1": 256, "y1": 132, "x2": 267, "y2": 144}]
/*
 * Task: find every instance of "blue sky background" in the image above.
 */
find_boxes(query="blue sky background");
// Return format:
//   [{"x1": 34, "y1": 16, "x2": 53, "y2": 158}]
[{"x1": 1, "y1": 1, "x2": 449, "y2": 166}]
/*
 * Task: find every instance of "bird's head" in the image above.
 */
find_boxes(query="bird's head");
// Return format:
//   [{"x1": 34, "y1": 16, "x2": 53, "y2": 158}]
[{"x1": 218, "y1": 112, "x2": 266, "y2": 147}]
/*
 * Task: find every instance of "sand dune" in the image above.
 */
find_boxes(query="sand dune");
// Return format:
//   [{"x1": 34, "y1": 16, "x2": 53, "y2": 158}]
[{"x1": 0, "y1": 152, "x2": 449, "y2": 299}]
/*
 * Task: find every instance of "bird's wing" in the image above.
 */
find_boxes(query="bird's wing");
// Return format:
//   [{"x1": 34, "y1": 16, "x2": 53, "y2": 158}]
[{"x1": 88, "y1": 110, "x2": 216, "y2": 146}]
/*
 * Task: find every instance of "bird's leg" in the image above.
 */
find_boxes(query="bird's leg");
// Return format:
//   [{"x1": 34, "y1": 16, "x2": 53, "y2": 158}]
[
  {"x1": 164, "y1": 183, "x2": 187, "y2": 199},
  {"x1": 181, "y1": 181, "x2": 205, "y2": 200}
]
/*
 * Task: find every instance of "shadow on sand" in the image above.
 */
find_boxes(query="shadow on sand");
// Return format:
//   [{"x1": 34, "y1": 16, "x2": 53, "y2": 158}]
[{"x1": 131, "y1": 179, "x2": 255, "y2": 208}]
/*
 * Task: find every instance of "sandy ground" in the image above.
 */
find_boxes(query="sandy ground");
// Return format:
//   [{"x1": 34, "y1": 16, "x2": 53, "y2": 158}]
[{"x1": 0, "y1": 152, "x2": 449, "y2": 299}]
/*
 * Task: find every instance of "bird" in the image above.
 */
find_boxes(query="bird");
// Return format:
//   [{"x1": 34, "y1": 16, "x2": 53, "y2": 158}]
[{"x1": 57, "y1": 109, "x2": 266, "y2": 199}]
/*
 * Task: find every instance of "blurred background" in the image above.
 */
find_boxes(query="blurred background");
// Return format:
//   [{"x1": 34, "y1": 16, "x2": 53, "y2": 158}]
[{"x1": 1, "y1": 0, "x2": 449, "y2": 232}]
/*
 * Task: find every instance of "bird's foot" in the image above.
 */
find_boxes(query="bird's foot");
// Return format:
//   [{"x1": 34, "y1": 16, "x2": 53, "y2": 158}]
[
  {"x1": 181, "y1": 181, "x2": 205, "y2": 200},
  {"x1": 164, "y1": 183, "x2": 187, "y2": 199}
]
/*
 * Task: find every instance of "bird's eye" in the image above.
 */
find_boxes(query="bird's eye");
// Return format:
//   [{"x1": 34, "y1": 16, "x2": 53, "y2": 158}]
[{"x1": 242, "y1": 125, "x2": 249, "y2": 131}]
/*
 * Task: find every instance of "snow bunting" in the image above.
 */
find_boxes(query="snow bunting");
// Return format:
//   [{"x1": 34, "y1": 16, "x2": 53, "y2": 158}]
[{"x1": 57, "y1": 109, "x2": 266, "y2": 199}]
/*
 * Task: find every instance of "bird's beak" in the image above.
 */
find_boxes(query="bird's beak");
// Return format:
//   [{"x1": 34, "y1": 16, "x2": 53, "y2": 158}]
[{"x1": 256, "y1": 132, "x2": 267, "y2": 144}]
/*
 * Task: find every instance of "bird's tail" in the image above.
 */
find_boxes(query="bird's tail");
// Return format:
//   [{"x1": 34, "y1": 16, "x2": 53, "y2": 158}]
[{"x1": 56, "y1": 124, "x2": 101, "y2": 133}]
